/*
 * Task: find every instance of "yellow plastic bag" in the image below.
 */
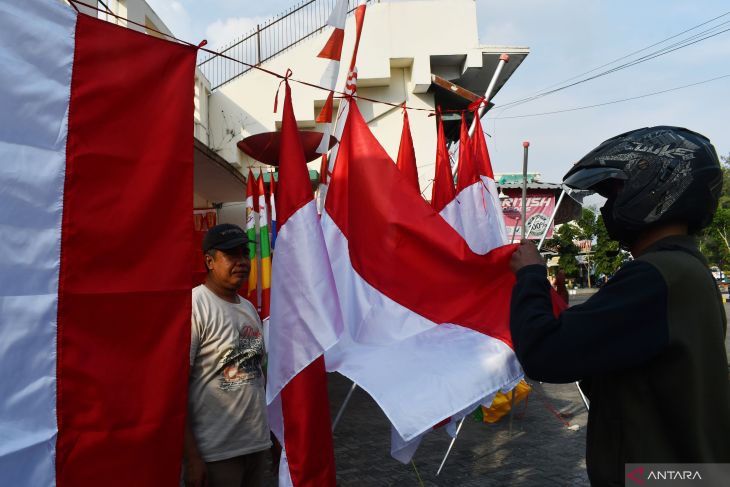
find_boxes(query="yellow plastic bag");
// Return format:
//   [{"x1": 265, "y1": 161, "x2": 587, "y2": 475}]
[{"x1": 479, "y1": 380, "x2": 531, "y2": 424}]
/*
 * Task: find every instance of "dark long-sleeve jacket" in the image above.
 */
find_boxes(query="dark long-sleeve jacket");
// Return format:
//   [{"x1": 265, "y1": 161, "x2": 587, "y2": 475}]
[{"x1": 510, "y1": 235, "x2": 730, "y2": 486}]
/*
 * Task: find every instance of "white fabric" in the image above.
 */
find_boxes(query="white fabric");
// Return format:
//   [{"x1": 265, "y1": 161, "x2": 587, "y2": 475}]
[
  {"x1": 326, "y1": 0, "x2": 348, "y2": 29},
  {"x1": 267, "y1": 201, "x2": 342, "y2": 404},
  {"x1": 482, "y1": 176, "x2": 510, "y2": 244},
  {"x1": 322, "y1": 213, "x2": 522, "y2": 442},
  {"x1": 0, "y1": 0, "x2": 76, "y2": 484},
  {"x1": 439, "y1": 181, "x2": 508, "y2": 255},
  {"x1": 319, "y1": 61, "x2": 340, "y2": 88}
]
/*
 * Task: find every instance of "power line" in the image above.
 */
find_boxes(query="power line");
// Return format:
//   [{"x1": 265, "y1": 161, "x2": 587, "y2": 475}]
[
  {"x1": 521, "y1": 11, "x2": 730, "y2": 96},
  {"x1": 496, "y1": 13, "x2": 730, "y2": 111},
  {"x1": 491, "y1": 73, "x2": 730, "y2": 120}
]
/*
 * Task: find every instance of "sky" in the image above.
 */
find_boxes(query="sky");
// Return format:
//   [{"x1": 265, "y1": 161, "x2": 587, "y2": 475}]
[{"x1": 147, "y1": 0, "x2": 730, "y2": 192}]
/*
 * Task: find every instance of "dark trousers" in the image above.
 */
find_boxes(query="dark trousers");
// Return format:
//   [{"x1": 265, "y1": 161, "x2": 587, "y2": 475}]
[{"x1": 206, "y1": 450, "x2": 267, "y2": 487}]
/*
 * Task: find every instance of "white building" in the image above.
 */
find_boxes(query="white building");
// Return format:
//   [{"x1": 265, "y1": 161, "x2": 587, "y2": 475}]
[{"x1": 88, "y1": 0, "x2": 529, "y2": 208}]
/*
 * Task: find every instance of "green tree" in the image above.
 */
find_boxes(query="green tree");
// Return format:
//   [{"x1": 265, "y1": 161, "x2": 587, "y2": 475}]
[
  {"x1": 698, "y1": 153, "x2": 730, "y2": 270},
  {"x1": 593, "y1": 215, "x2": 628, "y2": 276}
]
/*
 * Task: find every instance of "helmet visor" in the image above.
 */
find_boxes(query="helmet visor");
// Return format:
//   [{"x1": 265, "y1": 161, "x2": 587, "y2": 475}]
[{"x1": 563, "y1": 167, "x2": 628, "y2": 192}]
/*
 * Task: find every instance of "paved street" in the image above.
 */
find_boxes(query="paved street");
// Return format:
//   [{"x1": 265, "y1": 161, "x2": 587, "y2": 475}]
[{"x1": 263, "y1": 292, "x2": 730, "y2": 486}]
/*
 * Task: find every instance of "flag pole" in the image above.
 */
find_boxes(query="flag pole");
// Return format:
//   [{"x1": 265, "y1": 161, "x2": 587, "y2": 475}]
[
  {"x1": 521, "y1": 141, "x2": 530, "y2": 239},
  {"x1": 467, "y1": 54, "x2": 509, "y2": 138},
  {"x1": 331, "y1": 381, "x2": 357, "y2": 432}
]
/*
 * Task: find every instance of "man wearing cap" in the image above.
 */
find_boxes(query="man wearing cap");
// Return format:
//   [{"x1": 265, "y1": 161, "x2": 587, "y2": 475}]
[
  {"x1": 183, "y1": 224, "x2": 271, "y2": 487},
  {"x1": 509, "y1": 127, "x2": 730, "y2": 486}
]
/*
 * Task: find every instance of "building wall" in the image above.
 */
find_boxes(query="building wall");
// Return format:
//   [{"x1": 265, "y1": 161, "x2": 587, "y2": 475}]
[{"x1": 208, "y1": 0, "x2": 493, "y2": 193}]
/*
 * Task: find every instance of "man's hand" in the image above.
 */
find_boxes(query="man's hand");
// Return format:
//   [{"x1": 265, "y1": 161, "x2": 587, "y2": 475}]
[
  {"x1": 510, "y1": 239, "x2": 545, "y2": 274},
  {"x1": 183, "y1": 454, "x2": 208, "y2": 487}
]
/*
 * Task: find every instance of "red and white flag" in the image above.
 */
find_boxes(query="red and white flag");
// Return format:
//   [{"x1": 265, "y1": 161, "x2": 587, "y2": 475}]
[
  {"x1": 439, "y1": 112, "x2": 507, "y2": 254},
  {"x1": 315, "y1": 0, "x2": 349, "y2": 153},
  {"x1": 317, "y1": 1, "x2": 367, "y2": 211},
  {"x1": 322, "y1": 99, "x2": 525, "y2": 446},
  {"x1": 472, "y1": 109, "x2": 509, "y2": 245},
  {"x1": 267, "y1": 81, "x2": 343, "y2": 487},
  {"x1": 0, "y1": 1, "x2": 195, "y2": 485}
]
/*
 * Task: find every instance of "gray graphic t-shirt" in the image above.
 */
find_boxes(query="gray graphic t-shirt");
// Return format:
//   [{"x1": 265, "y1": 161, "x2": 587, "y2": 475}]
[{"x1": 189, "y1": 285, "x2": 271, "y2": 461}]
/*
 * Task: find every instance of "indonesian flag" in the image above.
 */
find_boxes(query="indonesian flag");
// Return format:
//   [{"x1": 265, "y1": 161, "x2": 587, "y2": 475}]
[
  {"x1": 316, "y1": 1, "x2": 366, "y2": 209},
  {"x1": 245, "y1": 169, "x2": 259, "y2": 308},
  {"x1": 395, "y1": 107, "x2": 420, "y2": 193},
  {"x1": 315, "y1": 0, "x2": 349, "y2": 153},
  {"x1": 0, "y1": 1, "x2": 195, "y2": 485},
  {"x1": 267, "y1": 81, "x2": 342, "y2": 486},
  {"x1": 472, "y1": 109, "x2": 509, "y2": 245},
  {"x1": 322, "y1": 98, "x2": 525, "y2": 448},
  {"x1": 439, "y1": 113, "x2": 506, "y2": 254}
]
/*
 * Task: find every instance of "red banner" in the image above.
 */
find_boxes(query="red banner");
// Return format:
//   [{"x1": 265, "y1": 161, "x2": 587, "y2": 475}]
[{"x1": 501, "y1": 189, "x2": 555, "y2": 240}]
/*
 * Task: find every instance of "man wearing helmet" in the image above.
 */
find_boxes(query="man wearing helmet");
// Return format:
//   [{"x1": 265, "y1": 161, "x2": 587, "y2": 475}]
[{"x1": 509, "y1": 126, "x2": 730, "y2": 486}]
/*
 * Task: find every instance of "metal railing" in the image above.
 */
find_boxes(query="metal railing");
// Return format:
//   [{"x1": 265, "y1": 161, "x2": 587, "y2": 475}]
[{"x1": 198, "y1": 0, "x2": 375, "y2": 90}]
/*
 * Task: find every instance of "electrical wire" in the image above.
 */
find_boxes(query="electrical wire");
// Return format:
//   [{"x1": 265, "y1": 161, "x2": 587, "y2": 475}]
[
  {"x1": 491, "y1": 73, "x2": 730, "y2": 120},
  {"x1": 497, "y1": 13, "x2": 730, "y2": 111}
]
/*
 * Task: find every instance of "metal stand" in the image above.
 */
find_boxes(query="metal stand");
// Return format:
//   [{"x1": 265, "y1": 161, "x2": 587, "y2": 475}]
[{"x1": 331, "y1": 381, "x2": 358, "y2": 432}]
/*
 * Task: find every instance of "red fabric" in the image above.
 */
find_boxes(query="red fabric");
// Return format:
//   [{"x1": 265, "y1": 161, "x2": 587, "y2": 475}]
[
  {"x1": 456, "y1": 114, "x2": 478, "y2": 192},
  {"x1": 319, "y1": 154, "x2": 329, "y2": 185},
  {"x1": 348, "y1": 5, "x2": 367, "y2": 71},
  {"x1": 395, "y1": 108, "x2": 420, "y2": 193},
  {"x1": 316, "y1": 91, "x2": 335, "y2": 123},
  {"x1": 317, "y1": 28, "x2": 345, "y2": 61},
  {"x1": 278, "y1": 81, "x2": 337, "y2": 486},
  {"x1": 193, "y1": 210, "x2": 217, "y2": 286},
  {"x1": 430, "y1": 113, "x2": 455, "y2": 212},
  {"x1": 57, "y1": 14, "x2": 195, "y2": 486},
  {"x1": 471, "y1": 111, "x2": 495, "y2": 179},
  {"x1": 328, "y1": 100, "x2": 540, "y2": 347},
  {"x1": 248, "y1": 168, "x2": 259, "y2": 212}
]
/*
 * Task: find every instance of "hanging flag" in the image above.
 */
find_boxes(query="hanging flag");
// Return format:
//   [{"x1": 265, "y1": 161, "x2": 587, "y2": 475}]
[
  {"x1": 257, "y1": 171, "x2": 271, "y2": 320},
  {"x1": 0, "y1": 1, "x2": 195, "y2": 485},
  {"x1": 317, "y1": 1, "x2": 367, "y2": 210},
  {"x1": 471, "y1": 108, "x2": 509, "y2": 245},
  {"x1": 268, "y1": 81, "x2": 342, "y2": 487},
  {"x1": 455, "y1": 113, "x2": 478, "y2": 192},
  {"x1": 315, "y1": 0, "x2": 349, "y2": 153},
  {"x1": 430, "y1": 111, "x2": 456, "y2": 211},
  {"x1": 323, "y1": 98, "x2": 525, "y2": 447},
  {"x1": 245, "y1": 169, "x2": 259, "y2": 309},
  {"x1": 438, "y1": 111, "x2": 506, "y2": 254},
  {"x1": 395, "y1": 106, "x2": 420, "y2": 193},
  {"x1": 270, "y1": 170, "x2": 278, "y2": 249}
]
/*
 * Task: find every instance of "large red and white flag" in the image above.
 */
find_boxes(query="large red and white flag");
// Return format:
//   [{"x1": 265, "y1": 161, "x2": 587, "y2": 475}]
[
  {"x1": 0, "y1": 1, "x2": 195, "y2": 485},
  {"x1": 322, "y1": 99, "x2": 525, "y2": 446},
  {"x1": 440, "y1": 112, "x2": 507, "y2": 254},
  {"x1": 267, "y1": 81, "x2": 343, "y2": 487}
]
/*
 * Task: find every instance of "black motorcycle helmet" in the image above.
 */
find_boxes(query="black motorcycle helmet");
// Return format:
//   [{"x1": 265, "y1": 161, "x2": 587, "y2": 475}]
[{"x1": 563, "y1": 126, "x2": 722, "y2": 246}]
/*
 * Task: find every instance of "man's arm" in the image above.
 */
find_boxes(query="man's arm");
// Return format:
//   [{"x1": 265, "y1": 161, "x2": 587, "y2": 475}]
[
  {"x1": 183, "y1": 420, "x2": 207, "y2": 487},
  {"x1": 509, "y1": 241, "x2": 670, "y2": 383}
]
